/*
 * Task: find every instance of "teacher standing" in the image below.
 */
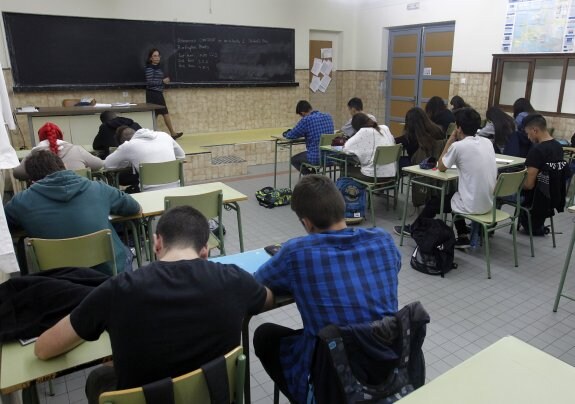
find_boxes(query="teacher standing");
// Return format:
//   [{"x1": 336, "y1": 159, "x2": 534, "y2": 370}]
[{"x1": 145, "y1": 48, "x2": 183, "y2": 139}]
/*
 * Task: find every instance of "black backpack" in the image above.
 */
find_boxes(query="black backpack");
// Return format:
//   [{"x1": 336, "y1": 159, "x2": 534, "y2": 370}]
[
  {"x1": 255, "y1": 187, "x2": 292, "y2": 208},
  {"x1": 410, "y1": 217, "x2": 456, "y2": 277},
  {"x1": 308, "y1": 302, "x2": 430, "y2": 404}
]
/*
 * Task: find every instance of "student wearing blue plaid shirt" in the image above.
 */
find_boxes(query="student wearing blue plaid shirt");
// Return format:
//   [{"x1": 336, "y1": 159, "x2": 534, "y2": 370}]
[
  {"x1": 284, "y1": 100, "x2": 334, "y2": 173},
  {"x1": 253, "y1": 175, "x2": 401, "y2": 403}
]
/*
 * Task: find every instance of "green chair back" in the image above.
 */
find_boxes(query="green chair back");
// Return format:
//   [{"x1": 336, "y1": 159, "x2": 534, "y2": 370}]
[
  {"x1": 74, "y1": 168, "x2": 92, "y2": 180},
  {"x1": 494, "y1": 169, "x2": 527, "y2": 198},
  {"x1": 25, "y1": 229, "x2": 117, "y2": 275},
  {"x1": 319, "y1": 133, "x2": 336, "y2": 147},
  {"x1": 164, "y1": 190, "x2": 225, "y2": 255},
  {"x1": 99, "y1": 347, "x2": 245, "y2": 404},
  {"x1": 446, "y1": 122, "x2": 456, "y2": 138},
  {"x1": 139, "y1": 160, "x2": 184, "y2": 189},
  {"x1": 372, "y1": 144, "x2": 402, "y2": 181}
]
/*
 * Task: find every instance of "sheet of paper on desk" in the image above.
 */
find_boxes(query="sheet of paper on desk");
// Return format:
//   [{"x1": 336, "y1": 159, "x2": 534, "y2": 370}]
[
  {"x1": 309, "y1": 76, "x2": 321, "y2": 92},
  {"x1": 496, "y1": 158, "x2": 513, "y2": 164},
  {"x1": 311, "y1": 58, "x2": 322, "y2": 76},
  {"x1": 94, "y1": 103, "x2": 112, "y2": 108}
]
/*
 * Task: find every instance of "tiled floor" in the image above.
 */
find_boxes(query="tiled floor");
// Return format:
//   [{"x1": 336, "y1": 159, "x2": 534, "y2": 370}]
[{"x1": 25, "y1": 163, "x2": 575, "y2": 403}]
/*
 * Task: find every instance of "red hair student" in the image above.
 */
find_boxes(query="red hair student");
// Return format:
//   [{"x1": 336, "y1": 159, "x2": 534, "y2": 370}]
[{"x1": 13, "y1": 122, "x2": 104, "y2": 181}]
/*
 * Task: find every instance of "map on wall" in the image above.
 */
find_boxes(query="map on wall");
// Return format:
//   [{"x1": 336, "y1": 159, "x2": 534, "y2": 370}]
[{"x1": 502, "y1": 0, "x2": 575, "y2": 52}]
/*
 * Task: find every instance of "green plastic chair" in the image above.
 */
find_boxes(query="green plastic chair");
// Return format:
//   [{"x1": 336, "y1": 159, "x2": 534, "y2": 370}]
[
  {"x1": 446, "y1": 122, "x2": 456, "y2": 138},
  {"x1": 139, "y1": 160, "x2": 185, "y2": 190},
  {"x1": 353, "y1": 144, "x2": 403, "y2": 227},
  {"x1": 164, "y1": 190, "x2": 225, "y2": 256},
  {"x1": 99, "y1": 346, "x2": 245, "y2": 404},
  {"x1": 25, "y1": 229, "x2": 117, "y2": 275},
  {"x1": 74, "y1": 167, "x2": 92, "y2": 180},
  {"x1": 452, "y1": 169, "x2": 527, "y2": 279},
  {"x1": 300, "y1": 134, "x2": 337, "y2": 179}
]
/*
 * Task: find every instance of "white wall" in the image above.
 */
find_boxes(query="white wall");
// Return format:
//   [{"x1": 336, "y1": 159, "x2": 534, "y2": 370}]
[
  {"x1": 355, "y1": 0, "x2": 509, "y2": 72},
  {"x1": 0, "y1": 0, "x2": 356, "y2": 70}
]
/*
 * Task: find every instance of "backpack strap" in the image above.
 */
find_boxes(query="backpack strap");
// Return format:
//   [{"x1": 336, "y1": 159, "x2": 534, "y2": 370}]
[
  {"x1": 201, "y1": 355, "x2": 230, "y2": 404},
  {"x1": 142, "y1": 377, "x2": 174, "y2": 404}
]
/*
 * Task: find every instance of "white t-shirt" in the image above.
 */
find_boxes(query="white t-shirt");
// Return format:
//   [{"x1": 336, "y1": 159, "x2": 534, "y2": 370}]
[
  {"x1": 343, "y1": 125, "x2": 396, "y2": 178},
  {"x1": 442, "y1": 135, "x2": 497, "y2": 214}
]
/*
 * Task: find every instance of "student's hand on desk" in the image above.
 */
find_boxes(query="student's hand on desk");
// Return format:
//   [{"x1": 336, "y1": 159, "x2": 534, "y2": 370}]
[
  {"x1": 282, "y1": 129, "x2": 291, "y2": 137},
  {"x1": 163, "y1": 77, "x2": 171, "y2": 84}
]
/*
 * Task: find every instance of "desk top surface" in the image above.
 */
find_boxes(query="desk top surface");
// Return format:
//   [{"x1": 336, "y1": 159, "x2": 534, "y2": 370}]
[
  {"x1": 176, "y1": 127, "x2": 288, "y2": 151},
  {"x1": 397, "y1": 336, "x2": 575, "y2": 403},
  {"x1": 403, "y1": 154, "x2": 525, "y2": 180},
  {"x1": 0, "y1": 333, "x2": 111, "y2": 394},
  {"x1": 15, "y1": 103, "x2": 164, "y2": 117},
  {"x1": 131, "y1": 182, "x2": 247, "y2": 217}
]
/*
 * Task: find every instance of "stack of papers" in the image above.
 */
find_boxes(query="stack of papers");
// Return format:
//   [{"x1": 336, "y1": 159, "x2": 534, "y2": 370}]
[{"x1": 112, "y1": 102, "x2": 137, "y2": 107}]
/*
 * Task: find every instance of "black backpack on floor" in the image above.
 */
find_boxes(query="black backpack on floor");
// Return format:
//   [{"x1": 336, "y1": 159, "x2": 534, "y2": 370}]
[{"x1": 410, "y1": 217, "x2": 456, "y2": 277}]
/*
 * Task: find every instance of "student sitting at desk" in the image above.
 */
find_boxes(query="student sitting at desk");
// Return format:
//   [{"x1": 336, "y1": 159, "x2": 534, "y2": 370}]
[
  {"x1": 342, "y1": 112, "x2": 395, "y2": 181},
  {"x1": 340, "y1": 97, "x2": 376, "y2": 137},
  {"x1": 13, "y1": 122, "x2": 104, "y2": 181},
  {"x1": 5, "y1": 150, "x2": 140, "y2": 274},
  {"x1": 284, "y1": 100, "x2": 334, "y2": 173},
  {"x1": 425, "y1": 96, "x2": 455, "y2": 135},
  {"x1": 34, "y1": 206, "x2": 273, "y2": 404},
  {"x1": 394, "y1": 108, "x2": 497, "y2": 249},
  {"x1": 104, "y1": 126, "x2": 185, "y2": 191},
  {"x1": 253, "y1": 175, "x2": 400, "y2": 403},
  {"x1": 92, "y1": 111, "x2": 141, "y2": 159}
]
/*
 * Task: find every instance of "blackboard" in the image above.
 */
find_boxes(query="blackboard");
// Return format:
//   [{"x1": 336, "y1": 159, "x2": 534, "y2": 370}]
[{"x1": 3, "y1": 12, "x2": 297, "y2": 92}]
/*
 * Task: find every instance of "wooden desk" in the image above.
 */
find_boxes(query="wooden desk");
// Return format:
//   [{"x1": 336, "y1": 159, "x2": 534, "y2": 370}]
[
  {"x1": 397, "y1": 336, "x2": 575, "y2": 403},
  {"x1": 553, "y1": 205, "x2": 575, "y2": 311},
  {"x1": 211, "y1": 249, "x2": 293, "y2": 404},
  {"x1": 131, "y1": 182, "x2": 248, "y2": 253},
  {"x1": 0, "y1": 333, "x2": 112, "y2": 403},
  {"x1": 15, "y1": 104, "x2": 163, "y2": 146},
  {"x1": 398, "y1": 154, "x2": 526, "y2": 246}
]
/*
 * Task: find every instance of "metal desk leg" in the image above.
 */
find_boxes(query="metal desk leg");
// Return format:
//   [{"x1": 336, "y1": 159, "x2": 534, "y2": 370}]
[
  {"x1": 439, "y1": 183, "x2": 447, "y2": 222},
  {"x1": 22, "y1": 383, "x2": 40, "y2": 404},
  {"x1": 27, "y1": 115, "x2": 35, "y2": 146},
  {"x1": 242, "y1": 316, "x2": 252, "y2": 403},
  {"x1": 225, "y1": 202, "x2": 245, "y2": 252},
  {"x1": 146, "y1": 217, "x2": 155, "y2": 262},
  {"x1": 273, "y1": 139, "x2": 279, "y2": 189},
  {"x1": 553, "y1": 221, "x2": 575, "y2": 311},
  {"x1": 125, "y1": 220, "x2": 142, "y2": 267},
  {"x1": 288, "y1": 143, "x2": 294, "y2": 189},
  {"x1": 400, "y1": 174, "x2": 413, "y2": 246}
]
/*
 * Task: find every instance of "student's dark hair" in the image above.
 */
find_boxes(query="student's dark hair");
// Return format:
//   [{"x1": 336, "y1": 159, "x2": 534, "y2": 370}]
[
  {"x1": 347, "y1": 97, "x2": 364, "y2": 111},
  {"x1": 425, "y1": 96, "x2": 448, "y2": 119},
  {"x1": 486, "y1": 106, "x2": 515, "y2": 147},
  {"x1": 295, "y1": 100, "x2": 313, "y2": 115},
  {"x1": 100, "y1": 111, "x2": 117, "y2": 124},
  {"x1": 512, "y1": 98, "x2": 535, "y2": 118},
  {"x1": 156, "y1": 206, "x2": 210, "y2": 252},
  {"x1": 25, "y1": 150, "x2": 66, "y2": 182},
  {"x1": 454, "y1": 107, "x2": 482, "y2": 136},
  {"x1": 291, "y1": 175, "x2": 344, "y2": 230},
  {"x1": 449, "y1": 95, "x2": 468, "y2": 110},
  {"x1": 351, "y1": 112, "x2": 379, "y2": 132},
  {"x1": 403, "y1": 107, "x2": 443, "y2": 154},
  {"x1": 115, "y1": 125, "x2": 135, "y2": 145},
  {"x1": 522, "y1": 114, "x2": 547, "y2": 132},
  {"x1": 147, "y1": 48, "x2": 160, "y2": 64}
]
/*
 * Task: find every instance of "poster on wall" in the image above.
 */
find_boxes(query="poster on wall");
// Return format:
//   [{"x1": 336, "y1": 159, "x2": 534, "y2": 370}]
[{"x1": 502, "y1": 0, "x2": 575, "y2": 52}]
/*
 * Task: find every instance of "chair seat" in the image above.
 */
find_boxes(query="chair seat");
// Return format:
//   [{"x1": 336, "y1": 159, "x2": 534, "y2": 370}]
[
  {"x1": 459, "y1": 209, "x2": 510, "y2": 224},
  {"x1": 354, "y1": 178, "x2": 396, "y2": 188}
]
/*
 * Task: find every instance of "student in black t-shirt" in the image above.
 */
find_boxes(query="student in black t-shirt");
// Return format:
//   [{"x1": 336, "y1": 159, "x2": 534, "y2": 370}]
[
  {"x1": 522, "y1": 114, "x2": 568, "y2": 235},
  {"x1": 34, "y1": 206, "x2": 273, "y2": 404}
]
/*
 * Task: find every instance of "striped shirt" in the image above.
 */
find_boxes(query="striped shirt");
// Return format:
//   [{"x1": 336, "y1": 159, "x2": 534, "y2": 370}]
[
  {"x1": 284, "y1": 111, "x2": 334, "y2": 165},
  {"x1": 254, "y1": 227, "x2": 401, "y2": 402},
  {"x1": 145, "y1": 64, "x2": 164, "y2": 92}
]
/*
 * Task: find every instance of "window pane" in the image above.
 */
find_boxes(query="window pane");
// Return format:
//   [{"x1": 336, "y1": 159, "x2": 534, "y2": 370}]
[
  {"x1": 562, "y1": 59, "x2": 575, "y2": 114},
  {"x1": 531, "y1": 59, "x2": 563, "y2": 112},
  {"x1": 499, "y1": 61, "x2": 529, "y2": 105}
]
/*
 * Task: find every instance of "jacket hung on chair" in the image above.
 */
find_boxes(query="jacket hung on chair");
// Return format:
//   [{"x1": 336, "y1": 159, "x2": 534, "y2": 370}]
[
  {"x1": 0, "y1": 267, "x2": 109, "y2": 341},
  {"x1": 309, "y1": 301, "x2": 430, "y2": 403},
  {"x1": 4, "y1": 171, "x2": 140, "y2": 274}
]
